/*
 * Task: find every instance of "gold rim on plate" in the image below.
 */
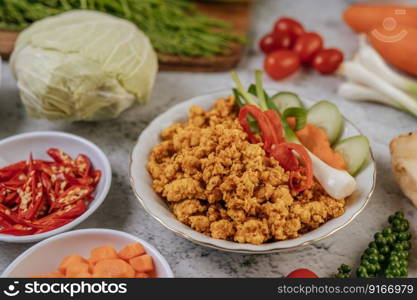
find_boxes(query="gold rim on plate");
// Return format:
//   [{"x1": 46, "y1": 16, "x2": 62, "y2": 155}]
[{"x1": 129, "y1": 91, "x2": 376, "y2": 254}]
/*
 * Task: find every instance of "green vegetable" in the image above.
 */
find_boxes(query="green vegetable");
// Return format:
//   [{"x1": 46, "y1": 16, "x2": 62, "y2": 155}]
[
  {"x1": 267, "y1": 92, "x2": 304, "y2": 114},
  {"x1": 335, "y1": 211, "x2": 412, "y2": 278},
  {"x1": 0, "y1": 0, "x2": 244, "y2": 58},
  {"x1": 334, "y1": 135, "x2": 370, "y2": 176},
  {"x1": 307, "y1": 100, "x2": 344, "y2": 145},
  {"x1": 335, "y1": 264, "x2": 352, "y2": 278},
  {"x1": 11, "y1": 10, "x2": 158, "y2": 121},
  {"x1": 282, "y1": 107, "x2": 307, "y2": 131}
]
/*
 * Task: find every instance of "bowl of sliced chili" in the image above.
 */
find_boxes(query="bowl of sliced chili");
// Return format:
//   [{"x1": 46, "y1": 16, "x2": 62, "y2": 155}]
[{"x1": 0, "y1": 131, "x2": 112, "y2": 243}]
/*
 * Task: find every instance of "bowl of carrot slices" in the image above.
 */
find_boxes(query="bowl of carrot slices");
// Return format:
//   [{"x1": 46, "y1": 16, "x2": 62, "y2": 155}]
[
  {"x1": 1, "y1": 229, "x2": 173, "y2": 278},
  {"x1": 0, "y1": 131, "x2": 112, "y2": 243}
]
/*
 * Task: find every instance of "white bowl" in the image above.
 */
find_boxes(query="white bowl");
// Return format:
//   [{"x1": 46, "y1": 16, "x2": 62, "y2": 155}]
[
  {"x1": 1, "y1": 229, "x2": 174, "y2": 278},
  {"x1": 130, "y1": 90, "x2": 376, "y2": 253},
  {"x1": 0, "y1": 131, "x2": 112, "y2": 243}
]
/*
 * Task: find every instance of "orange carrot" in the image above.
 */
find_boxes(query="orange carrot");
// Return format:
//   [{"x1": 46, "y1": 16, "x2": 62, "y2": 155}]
[
  {"x1": 296, "y1": 124, "x2": 346, "y2": 170},
  {"x1": 93, "y1": 259, "x2": 135, "y2": 278},
  {"x1": 58, "y1": 254, "x2": 87, "y2": 274},
  {"x1": 66, "y1": 262, "x2": 90, "y2": 277},
  {"x1": 89, "y1": 245, "x2": 118, "y2": 265},
  {"x1": 368, "y1": 26, "x2": 417, "y2": 77},
  {"x1": 129, "y1": 255, "x2": 154, "y2": 273},
  {"x1": 344, "y1": 5, "x2": 417, "y2": 33},
  {"x1": 118, "y1": 242, "x2": 146, "y2": 260}
]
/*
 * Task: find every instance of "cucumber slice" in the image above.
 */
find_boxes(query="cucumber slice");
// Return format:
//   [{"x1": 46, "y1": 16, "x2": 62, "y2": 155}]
[
  {"x1": 268, "y1": 92, "x2": 304, "y2": 114},
  {"x1": 334, "y1": 135, "x2": 370, "y2": 176},
  {"x1": 307, "y1": 100, "x2": 344, "y2": 144}
]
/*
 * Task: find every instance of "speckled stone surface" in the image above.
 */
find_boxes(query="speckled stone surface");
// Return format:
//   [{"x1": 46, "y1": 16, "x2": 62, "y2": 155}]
[{"x1": 0, "y1": 0, "x2": 416, "y2": 278}]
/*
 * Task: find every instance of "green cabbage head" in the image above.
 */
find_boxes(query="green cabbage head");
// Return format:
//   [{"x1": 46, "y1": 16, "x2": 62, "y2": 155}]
[{"x1": 10, "y1": 10, "x2": 158, "y2": 121}]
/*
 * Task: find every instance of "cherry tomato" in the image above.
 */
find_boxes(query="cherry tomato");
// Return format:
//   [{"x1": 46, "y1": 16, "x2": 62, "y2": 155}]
[
  {"x1": 312, "y1": 48, "x2": 344, "y2": 74},
  {"x1": 293, "y1": 32, "x2": 323, "y2": 64},
  {"x1": 276, "y1": 32, "x2": 294, "y2": 49},
  {"x1": 259, "y1": 33, "x2": 279, "y2": 54},
  {"x1": 260, "y1": 32, "x2": 293, "y2": 54},
  {"x1": 264, "y1": 50, "x2": 300, "y2": 80},
  {"x1": 273, "y1": 17, "x2": 305, "y2": 42},
  {"x1": 286, "y1": 268, "x2": 318, "y2": 278}
]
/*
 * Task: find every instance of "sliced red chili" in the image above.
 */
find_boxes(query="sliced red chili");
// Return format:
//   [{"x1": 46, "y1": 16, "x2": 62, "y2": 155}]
[
  {"x1": 0, "y1": 224, "x2": 36, "y2": 236},
  {"x1": 64, "y1": 173, "x2": 95, "y2": 186},
  {"x1": 275, "y1": 143, "x2": 313, "y2": 192},
  {"x1": 47, "y1": 148, "x2": 74, "y2": 165},
  {"x1": 50, "y1": 185, "x2": 93, "y2": 211},
  {"x1": 238, "y1": 105, "x2": 277, "y2": 152},
  {"x1": 36, "y1": 200, "x2": 87, "y2": 224},
  {"x1": 0, "y1": 149, "x2": 100, "y2": 237},
  {"x1": 263, "y1": 109, "x2": 285, "y2": 144},
  {"x1": 1, "y1": 171, "x2": 27, "y2": 189},
  {"x1": 21, "y1": 177, "x2": 44, "y2": 220},
  {"x1": 0, "y1": 160, "x2": 27, "y2": 174},
  {"x1": 34, "y1": 219, "x2": 73, "y2": 234},
  {"x1": 271, "y1": 144, "x2": 299, "y2": 171},
  {"x1": 74, "y1": 154, "x2": 92, "y2": 177},
  {"x1": 0, "y1": 216, "x2": 12, "y2": 228},
  {"x1": 91, "y1": 170, "x2": 101, "y2": 186}
]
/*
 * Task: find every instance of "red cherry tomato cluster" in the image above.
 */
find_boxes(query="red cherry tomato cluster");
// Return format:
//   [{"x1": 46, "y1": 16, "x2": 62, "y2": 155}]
[
  {"x1": 260, "y1": 17, "x2": 344, "y2": 79},
  {"x1": 0, "y1": 149, "x2": 101, "y2": 236}
]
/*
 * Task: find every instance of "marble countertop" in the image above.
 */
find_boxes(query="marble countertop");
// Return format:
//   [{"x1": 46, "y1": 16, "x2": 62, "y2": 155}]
[{"x1": 0, "y1": 0, "x2": 416, "y2": 278}]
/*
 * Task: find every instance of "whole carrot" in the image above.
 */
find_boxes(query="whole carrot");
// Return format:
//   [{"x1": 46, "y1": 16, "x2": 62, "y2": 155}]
[
  {"x1": 344, "y1": 5, "x2": 417, "y2": 33},
  {"x1": 368, "y1": 26, "x2": 417, "y2": 77}
]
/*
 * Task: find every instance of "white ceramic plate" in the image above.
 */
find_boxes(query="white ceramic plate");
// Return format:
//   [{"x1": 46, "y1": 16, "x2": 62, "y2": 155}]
[
  {"x1": 0, "y1": 131, "x2": 112, "y2": 243},
  {"x1": 1, "y1": 229, "x2": 174, "y2": 278},
  {"x1": 130, "y1": 90, "x2": 376, "y2": 253}
]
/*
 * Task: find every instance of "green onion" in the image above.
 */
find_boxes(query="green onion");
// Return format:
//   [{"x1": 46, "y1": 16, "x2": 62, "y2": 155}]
[
  {"x1": 282, "y1": 107, "x2": 307, "y2": 131},
  {"x1": 230, "y1": 71, "x2": 258, "y2": 106},
  {"x1": 255, "y1": 70, "x2": 268, "y2": 110},
  {"x1": 338, "y1": 37, "x2": 417, "y2": 118}
]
